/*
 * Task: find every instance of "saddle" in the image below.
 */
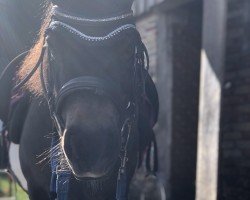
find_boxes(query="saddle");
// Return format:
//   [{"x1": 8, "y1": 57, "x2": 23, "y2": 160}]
[{"x1": 0, "y1": 52, "x2": 30, "y2": 170}]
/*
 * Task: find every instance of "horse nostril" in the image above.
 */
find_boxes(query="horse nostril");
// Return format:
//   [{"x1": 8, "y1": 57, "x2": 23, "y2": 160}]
[
  {"x1": 62, "y1": 123, "x2": 121, "y2": 178},
  {"x1": 64, "y1": 131, "x2": 81, "y2": 161}
]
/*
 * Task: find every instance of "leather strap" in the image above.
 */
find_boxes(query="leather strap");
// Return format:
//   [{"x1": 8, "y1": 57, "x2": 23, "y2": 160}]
[{"x1": 56, "y1": 76, "x2": 125, "y2": 113}]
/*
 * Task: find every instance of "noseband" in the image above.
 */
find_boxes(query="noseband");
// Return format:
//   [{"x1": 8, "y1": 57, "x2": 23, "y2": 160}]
[
  {"x1": 12, "y1": 5, "x2": 153, "y2": 200},
  {"x1": 56, "y1": 76, "x2": 125, "y2": 114}
]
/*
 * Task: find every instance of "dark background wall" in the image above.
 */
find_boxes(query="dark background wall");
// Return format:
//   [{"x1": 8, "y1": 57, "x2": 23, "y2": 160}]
[
  {"x1": 219, "y1": 0, "x2": 250, "y2": 199},
  {"x1": 169, "y1": 2, "x2": 202, "y2": 199},
  {"x1": 136, "y1": 1, "x2": 203, "y2": 199}
]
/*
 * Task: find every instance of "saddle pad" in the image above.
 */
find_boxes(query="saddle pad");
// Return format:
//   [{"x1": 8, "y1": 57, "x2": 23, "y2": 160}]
[{"x1": 9, "y1": 143, "x2": 28, "y2": 191}]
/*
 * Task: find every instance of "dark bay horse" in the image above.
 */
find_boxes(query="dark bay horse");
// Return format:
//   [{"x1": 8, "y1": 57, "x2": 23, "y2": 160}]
[
  {"x1": 0, "y1": 0, "x2": 44, "y2": 190},
  {"x1": 1, "y1": 1, "x2": 159, "y2": 199}
]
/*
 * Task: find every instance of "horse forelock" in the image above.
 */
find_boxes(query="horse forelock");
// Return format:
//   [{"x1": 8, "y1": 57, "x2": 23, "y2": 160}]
[{"x1": 18, "y1": 5, "x2": 52, "y2": 96}]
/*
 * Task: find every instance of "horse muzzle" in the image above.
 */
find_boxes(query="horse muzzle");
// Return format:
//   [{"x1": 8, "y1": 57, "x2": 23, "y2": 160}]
[
  {"x1": 62, "y1": 123, "x2": 120, "y2": 180},
  {"x1": 54, "y1": 76, "x2": 125, "y2": 180}
]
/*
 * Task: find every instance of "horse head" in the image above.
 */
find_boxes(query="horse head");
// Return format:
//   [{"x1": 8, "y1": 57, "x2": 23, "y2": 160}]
[
  {"x1": 45, "y1": 11, "x2": 138, "y2": 181},
  {"x1": 48, "y1": 29, "x2": 138, "y2": 182},
  {"x1": 16, "y1": 0, "x2": 158, "y2": 199}
]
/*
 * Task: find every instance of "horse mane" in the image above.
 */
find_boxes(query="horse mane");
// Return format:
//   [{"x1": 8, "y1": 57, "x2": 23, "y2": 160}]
[{"x1": 18, "y1": 3, "x2": 52, "y2": 96}]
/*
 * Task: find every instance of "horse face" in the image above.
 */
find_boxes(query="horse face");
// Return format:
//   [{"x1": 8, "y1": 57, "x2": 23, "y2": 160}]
[
  {"x1": 60, "y1": 91, "x2": 121, "y2": 179},
  {"x1": 46, "y1": 13, "x2": 136, "y2": 180}
]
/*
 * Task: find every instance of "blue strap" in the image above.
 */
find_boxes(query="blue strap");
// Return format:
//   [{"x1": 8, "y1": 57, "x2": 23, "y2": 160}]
[
  {"x1": 50, "y1": 134, "x2": 71, "y2": 200},
  {"x1": 56, "y1": 171, "x2": 71, "y2": 200},
  {"x1": 116, "y1": 167, "x2": 128, "y2": 200},
  {"x1": 50, "y1": 134, "x2": 58, "y2": 200}
]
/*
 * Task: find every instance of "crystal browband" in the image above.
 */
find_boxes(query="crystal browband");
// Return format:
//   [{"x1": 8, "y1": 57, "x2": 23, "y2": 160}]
[{"x1": 52, "y1": 6, "x2": 134, "y2": 23}]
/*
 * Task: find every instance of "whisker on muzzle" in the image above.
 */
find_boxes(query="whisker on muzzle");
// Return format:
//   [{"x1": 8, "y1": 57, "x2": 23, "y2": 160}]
[{"x1": 36, "y1": 132, "x2": 71, "y2": 172}]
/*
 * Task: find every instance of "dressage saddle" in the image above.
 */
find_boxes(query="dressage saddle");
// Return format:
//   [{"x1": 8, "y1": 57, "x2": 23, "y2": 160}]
[{"x1": 0, "y1": 52, "x2": 30, "y2": 144}]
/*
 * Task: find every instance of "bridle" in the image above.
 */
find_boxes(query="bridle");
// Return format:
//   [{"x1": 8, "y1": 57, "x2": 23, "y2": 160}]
[{"x1": 6, "y1": 5, "x2": 155, "y2": 200}]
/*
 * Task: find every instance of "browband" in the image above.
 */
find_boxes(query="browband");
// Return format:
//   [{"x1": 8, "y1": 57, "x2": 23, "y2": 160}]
[{"x1": 52, "y1": 5, "x2": 134, "y2": 23}]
